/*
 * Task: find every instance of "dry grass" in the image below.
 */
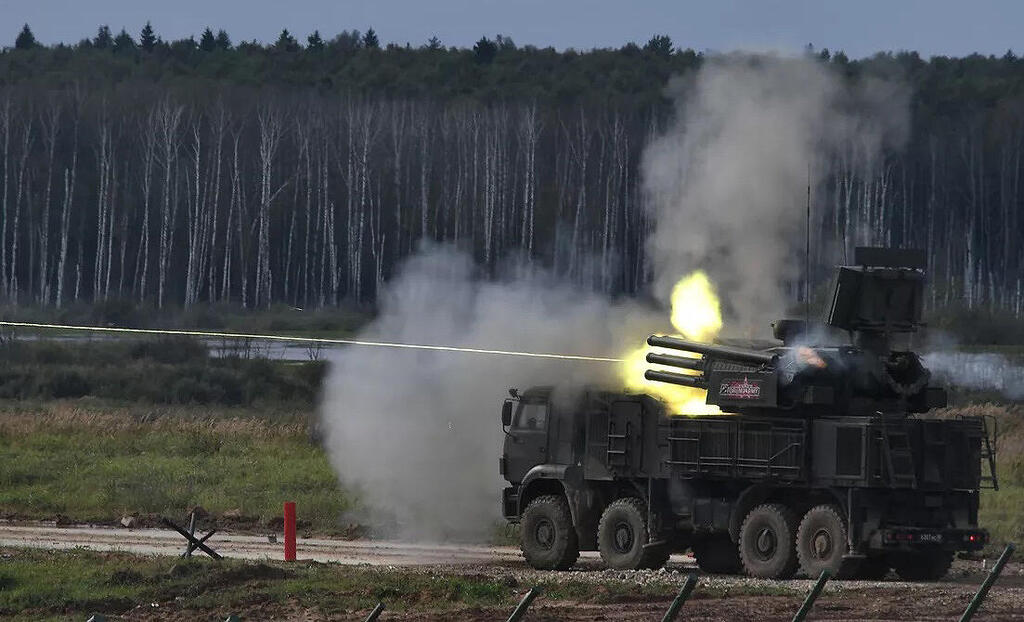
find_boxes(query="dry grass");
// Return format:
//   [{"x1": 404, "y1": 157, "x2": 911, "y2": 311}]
[{"x1": 0, "y1": 400, "x2": 309, "y2": 439}]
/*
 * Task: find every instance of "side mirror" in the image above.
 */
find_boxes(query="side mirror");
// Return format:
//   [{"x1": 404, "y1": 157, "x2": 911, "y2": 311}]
[{"x1": 501, "y1": 400, "x2": 513, "y2": 427}]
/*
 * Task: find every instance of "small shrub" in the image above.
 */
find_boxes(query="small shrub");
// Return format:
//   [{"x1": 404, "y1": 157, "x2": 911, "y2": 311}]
[
  {"x1": 130, "y1": 337, "x2": 207, "y2": 364},
  {"x1": 43, "y1": 370, "x2": 91, "y2": 398},
  {"x1": 268, "y1": 318, "x2": 294, "y2": 332},
  {"x1": 0, "y1": 370, "x2": 34, "y2": 398},
  {"x1": 107, "y1": 569, "x2": 146, "y2": 585},
  {"x1": 179, "y1": 305, "x2": 226, "y2": 330},
  {"x1": 170, "y1": 377, "x2": 217, "y2": 405},
  {"x1": 90, "y1": 298, "x2": 142, "y2": 327}
]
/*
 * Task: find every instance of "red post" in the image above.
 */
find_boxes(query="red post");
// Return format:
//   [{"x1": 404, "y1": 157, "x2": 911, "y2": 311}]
[{"x1": 283, "y1": 501, "x2": 296, "y2": 561}]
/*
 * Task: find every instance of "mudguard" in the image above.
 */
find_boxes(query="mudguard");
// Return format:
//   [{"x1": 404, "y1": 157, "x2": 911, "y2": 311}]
[{"x1": 518, "y1": 464, "x2": 593, "y2": 543}]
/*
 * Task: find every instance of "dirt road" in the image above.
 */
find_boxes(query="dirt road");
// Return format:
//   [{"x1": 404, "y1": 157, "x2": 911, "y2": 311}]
[{"x1": 0, "y1": 522, "x2": 529, "y2": 565}]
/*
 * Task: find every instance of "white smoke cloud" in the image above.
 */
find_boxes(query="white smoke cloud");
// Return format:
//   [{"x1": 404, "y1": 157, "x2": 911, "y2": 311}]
[
  {"x1": 319, "y1": 246, "x2": 658, "y2": 540},
  {"x1": 642, "y1": 54, "x2": 908, "y2": 333}
]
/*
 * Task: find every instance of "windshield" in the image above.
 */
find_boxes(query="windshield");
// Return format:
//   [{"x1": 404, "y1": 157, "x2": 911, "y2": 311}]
[{"x1": 514, "y1": 402, "x2": 548, "y2": 430}]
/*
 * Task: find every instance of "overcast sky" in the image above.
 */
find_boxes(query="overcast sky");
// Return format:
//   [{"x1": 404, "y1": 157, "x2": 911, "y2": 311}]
[{"x1": 2, "y1": 0, "x2": 1020, "y2": 59}]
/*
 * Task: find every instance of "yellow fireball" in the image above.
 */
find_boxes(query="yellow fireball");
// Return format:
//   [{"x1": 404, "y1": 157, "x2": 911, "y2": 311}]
[{"x1": 620, "y1": 270, "x2": 723, "y2": 415}]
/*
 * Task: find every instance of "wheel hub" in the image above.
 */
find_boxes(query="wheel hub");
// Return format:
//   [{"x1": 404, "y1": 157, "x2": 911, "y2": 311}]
[
  {"x1": 535, "y1": 518, "x2": 555, "y2": 550},
  {"x1": 755, "y1": 527, "x2": 777, "y2": 560},
  {"x1": 613, "y1": 522, "x2": 634, "y2": 553},
  {"x1": 812, "y1": 528, "x2": 832, "y2": 559}
]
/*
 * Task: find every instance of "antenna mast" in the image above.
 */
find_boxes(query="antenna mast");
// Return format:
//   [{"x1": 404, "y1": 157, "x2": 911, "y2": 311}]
[{"x1": 805, "y1": 163, "x2": 811, "y2": 326}]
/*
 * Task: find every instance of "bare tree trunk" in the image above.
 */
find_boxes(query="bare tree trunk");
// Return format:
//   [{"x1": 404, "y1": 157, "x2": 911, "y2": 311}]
[
  {"x1": 0, "y1": 96, "x2": 11, "y2": 297},
  {"x1": 255, "y1": 105, "x2": 284, "y2": 308},
  {"x1": 156, "y1": 99, "x2": 183, "y2": 309},
  {"x1": 56, "y1": 113, "x2": 79, "y2": 308},
  {"x1": 9, "y1": 115, "x2": 34, "y2": 301},
  {"x1": 38, "y1": 100, "x2": 60, "y2": 303},
  {"x1": 134, "y1": 107, "x2": 157, "y2": 303}
]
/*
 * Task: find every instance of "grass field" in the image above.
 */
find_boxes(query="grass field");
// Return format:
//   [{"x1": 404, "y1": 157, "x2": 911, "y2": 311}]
[{"x1": 0, "y1": 401, "x2": 348, "y2": 532}]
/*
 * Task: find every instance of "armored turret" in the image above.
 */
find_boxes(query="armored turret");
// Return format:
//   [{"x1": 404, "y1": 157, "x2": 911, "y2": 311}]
[{"x1": 645, "y1": 247, "x2": 947, "y2": 416}]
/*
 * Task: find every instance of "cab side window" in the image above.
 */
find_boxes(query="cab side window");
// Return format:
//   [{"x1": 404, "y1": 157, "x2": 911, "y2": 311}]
[{"x1": 514, "y1": 402, "x2": 548, "y2": 430}]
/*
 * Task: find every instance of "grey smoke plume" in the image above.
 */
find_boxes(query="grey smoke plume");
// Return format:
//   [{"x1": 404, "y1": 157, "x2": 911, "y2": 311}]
[
  {"x1": 642, "y1": 54, "x2": 908, "y2": 332},
  {"x1": 320, "y1": 247, "x2": 657, "y2": 540},
  {"x1": 924, "y1": 352, "x2": 1024, "y2": 400}
]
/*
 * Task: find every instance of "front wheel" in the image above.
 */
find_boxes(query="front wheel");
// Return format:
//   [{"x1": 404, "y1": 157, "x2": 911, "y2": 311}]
[
  {"x1": 597, "y1": 498, "x2": 666, "y2": 570},
  {"x1": 520, "y1": 495, "x2": 579, "y2": 570}
]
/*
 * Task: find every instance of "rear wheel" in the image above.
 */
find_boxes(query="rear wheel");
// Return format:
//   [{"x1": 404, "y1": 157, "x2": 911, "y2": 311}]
[
  {"x1": 520, "y1": 495, "x2": 579, "y2": 570},
  {"x1": 796, "y1": 505, "x2": 849, "y2": 578},
  {"x1": 891, "y1": 549, "x2": 953, "y2": 581},
  {"x1": 597, "y1": 498, "x2": 667, "y2": 570},
  {"x1": 692, "y1": 534, "x2": 742, "y2": 574},
  {"x1": 739, "y1": 503, "x2": 799, "y2": 579}
]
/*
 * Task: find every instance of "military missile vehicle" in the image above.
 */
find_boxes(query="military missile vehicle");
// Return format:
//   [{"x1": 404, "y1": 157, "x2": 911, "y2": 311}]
[{"x1": 499, "y1": 248, "x2": 996, "y2": 580}]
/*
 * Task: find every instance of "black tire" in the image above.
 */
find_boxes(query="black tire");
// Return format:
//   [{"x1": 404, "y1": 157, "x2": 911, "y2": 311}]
[
  {"x1": 891, "y1": 549, "x2": 954, "y2": 581},
  {"x1": 796, "y1": 505, "x2": 849, "y2": 578},
  {"x1": 520, "y1": 495, "x2": 579, "y2": 570},
  {"x1": 855, "y1": 555, "x2": 890, "y2": 580},
  {"x1": 692, "y1": 534, "x2": 742, "y2": 574},
  {"x1": 738, "y1": 503, "x2": 799, "y2": 579},
  {"x1": 597, "y1": 498, "x2": 666, "y2": 570}
]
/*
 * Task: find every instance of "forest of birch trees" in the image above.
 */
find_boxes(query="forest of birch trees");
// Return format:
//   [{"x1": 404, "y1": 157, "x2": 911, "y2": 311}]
[{"x1": 1, "y1": 29, "x2": 1023, "y2": 318}]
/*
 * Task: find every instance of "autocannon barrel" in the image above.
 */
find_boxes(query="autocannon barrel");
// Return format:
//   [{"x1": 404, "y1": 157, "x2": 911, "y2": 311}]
[
  {"x1": 646, "y1": 335, "x2": 777, "y2": 367},
  {"x1": 644, "y1": 369, "x2": 708, "y2": 389},
  {"x1": 645, "y1": 352, "x2": 705, "y2": 371}
]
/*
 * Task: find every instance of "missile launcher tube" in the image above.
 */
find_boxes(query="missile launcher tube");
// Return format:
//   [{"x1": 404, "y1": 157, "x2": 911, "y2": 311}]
[
  {"x1": 646, "y1": 335, "x2": 777, "y2": 367},
  {"x1": 643, "y1": 369, "x2": 708, "y2": 389},
  {"x1": 645, "y1": 352, "x2": 705, "y2": 371}
]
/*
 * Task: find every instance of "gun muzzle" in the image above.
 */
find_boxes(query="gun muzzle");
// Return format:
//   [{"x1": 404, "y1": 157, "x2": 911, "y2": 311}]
[
  {"x1": 644, "y1": 369, "x2": 708, "y2": 389},
  {"x1": 647, "y1": 335, "x2": 777, "y2": 367},
  {"x1": 645, "y1": 352, "x2": 705, "y2": 371}
]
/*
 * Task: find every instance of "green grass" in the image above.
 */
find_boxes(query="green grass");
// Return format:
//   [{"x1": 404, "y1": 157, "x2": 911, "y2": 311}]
[
  {"x1": 0, "y1": 548, "x2": 683, "y2": 621},
  {"x1": 0, "y1": 547, "x2": 804, "y2": 621},
  {"x1": 0, "y1": 548, "x2": 512, "y2": 620},
  {"x1": 981, "y1": 485, "x2": 1024, "y2": 546},
  {"x1": 0, "y1": 406, "x2": 346, "y2": 531}
]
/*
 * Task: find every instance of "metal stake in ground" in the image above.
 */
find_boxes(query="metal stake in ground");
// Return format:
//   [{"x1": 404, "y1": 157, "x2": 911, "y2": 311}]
[
  {"x1": 185, "y1": 511, "x2": 197, "y2": 558},
  {"x1": 363, "y1": 602, "x2": 385, "y2": 622},
  {"x1": 960, "y1": 543, "x2": 1016, "y2": 622},
  {"x1": 792, "y1": 570, "x2": 831, "y2": 622},
  {"x1": 160, "y1": 517, "x2": 222, "y2": 560},
  {"x1": 506, "y1": 586, "x2": 542, "y2": 622},
  {"x1": 661, "y1": 574, "x2": 699, "y2": 622},
  {"x1": 283, "y1": 501, "x2": 297, "y2": 561}
]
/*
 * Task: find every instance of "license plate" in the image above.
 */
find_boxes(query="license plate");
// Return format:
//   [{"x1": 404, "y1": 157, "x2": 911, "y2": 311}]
[{"x1": 918, "y1": 533, "x2": 943, "y2": 543}]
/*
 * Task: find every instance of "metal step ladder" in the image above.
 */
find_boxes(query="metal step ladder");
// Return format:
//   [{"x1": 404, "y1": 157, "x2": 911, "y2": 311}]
[
  {"x1": 981, "y1": 416, "x2": 999, "y2": 490},
  {"x1": 880, "y1": 424, "x2": 917, "y2": 488},
  {"x1": 606, "y1": 418, "x2": 629, "y2": 468}
]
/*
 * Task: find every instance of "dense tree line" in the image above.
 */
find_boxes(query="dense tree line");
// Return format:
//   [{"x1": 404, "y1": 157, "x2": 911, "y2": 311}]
[{"x1": 1, "y1": 24, "x2": 1023, "y2": 317}]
